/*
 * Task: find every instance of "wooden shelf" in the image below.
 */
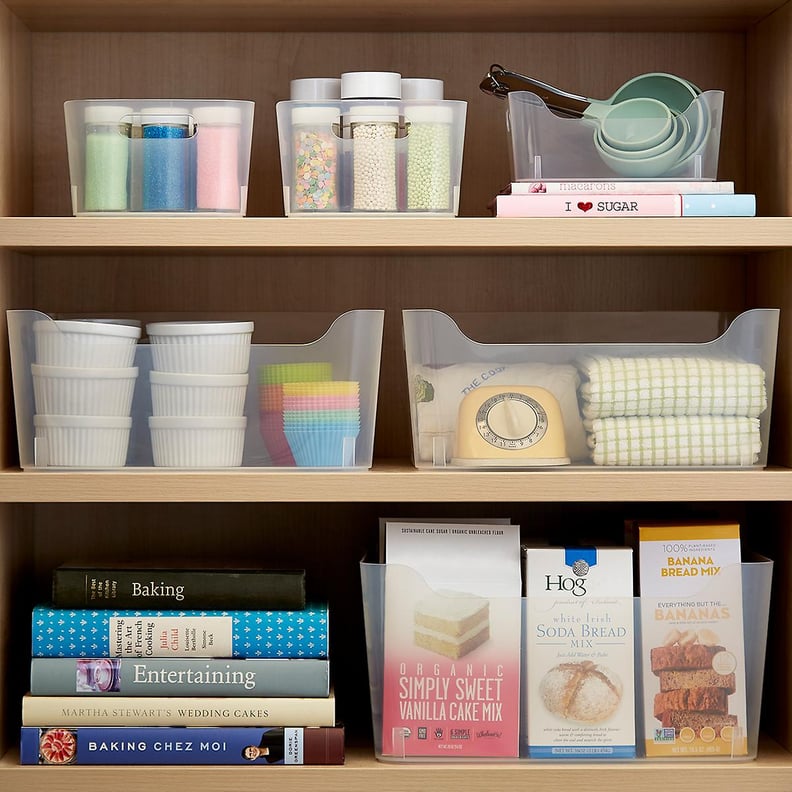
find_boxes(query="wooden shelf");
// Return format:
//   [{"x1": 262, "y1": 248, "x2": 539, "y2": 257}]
[
  {"x1": 1, "y1": 0, "x2": 785, "y2": 33},
  {"x1": 0, "y1": 217, "x2": 790, "y2": 253},
  {"x1": 3, "y1": 741, "x2": 792, "y2": 791},
  {"x1": 1, "y1": 462, "x2": 790, "y2": 502}
]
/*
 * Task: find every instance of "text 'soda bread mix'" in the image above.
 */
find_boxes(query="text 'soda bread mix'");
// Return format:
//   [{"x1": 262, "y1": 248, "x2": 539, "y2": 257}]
[{"x1": 637, "y1": 522, "x2": 747, "y2": 757}]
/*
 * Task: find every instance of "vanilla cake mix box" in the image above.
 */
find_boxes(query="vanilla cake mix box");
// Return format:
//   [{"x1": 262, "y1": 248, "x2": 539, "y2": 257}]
[
  {"x1": 381, "y1": 521, "x2": 521, "y2": 757},
  {"x1": 638, "y1": 522, "x2": 747, "y2": 757},
  {"x1": 523, "y1": 546, "x2": 635, "y2": 758}
]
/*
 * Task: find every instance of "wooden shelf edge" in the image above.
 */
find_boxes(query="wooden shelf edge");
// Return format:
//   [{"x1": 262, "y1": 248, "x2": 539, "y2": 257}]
[
  {"x1": 0, "y1": 217, "x2": 790, "y2": 253},
  {"x1": 1, "y1": 741, "x2": 791, "y2": 791},
  {"x1": 0, "y1": 463, "x2": 790, "y2": 502}
]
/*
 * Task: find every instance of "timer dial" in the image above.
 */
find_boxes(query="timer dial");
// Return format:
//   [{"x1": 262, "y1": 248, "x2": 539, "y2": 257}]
[{"x1": 476, "y1": 391, "x2": 549, "y2": 450}]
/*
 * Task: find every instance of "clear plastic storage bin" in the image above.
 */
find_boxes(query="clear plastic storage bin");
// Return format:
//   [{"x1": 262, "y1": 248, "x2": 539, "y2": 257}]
[
  {"x1": 8, "y1": 309, "x2": 383, "y2": 469},
  {"x1": 360, "y1": 557, "x2": 772, "y2": 762},
  {"x1": 64, "y1": 100, "x2": 255, "y2": 215},
  {"x1": 402, "y1": 309, "x2": 778, "y2": 469},
  {"x1": 275, "y1": 100, "x2": 467, "y2": 215},
  {"x1": 504, "y1": 90, "x2": 723, "y2": 181}
]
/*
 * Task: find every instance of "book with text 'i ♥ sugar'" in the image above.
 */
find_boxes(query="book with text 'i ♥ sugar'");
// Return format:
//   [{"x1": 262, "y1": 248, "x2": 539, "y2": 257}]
[
  {"x1": 31, "y1": 605, "x2": 328, "y2": 659},
  {"x1": 494, "y1": 193, "x2": 756, "y2": 217}
]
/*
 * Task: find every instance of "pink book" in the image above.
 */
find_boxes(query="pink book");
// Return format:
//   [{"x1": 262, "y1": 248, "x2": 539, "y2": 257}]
[
  {"x1": 495, "y1": 193, "x2": 683, "y2": 217},
  {"x1": 508, "y1": 180, "x2": 735, "y2": 195}
]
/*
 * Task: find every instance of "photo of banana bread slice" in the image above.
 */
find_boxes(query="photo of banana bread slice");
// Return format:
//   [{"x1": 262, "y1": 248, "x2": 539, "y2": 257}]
[
  {"x1": 658, "y1": 669, "x2": 736, "y2": 694},
  {"x1": 650, "y1": 644, "x2": 725, "y2": 673},
  {"x1": 653, "y1": 687, "x2": 730, "y2": 719}
]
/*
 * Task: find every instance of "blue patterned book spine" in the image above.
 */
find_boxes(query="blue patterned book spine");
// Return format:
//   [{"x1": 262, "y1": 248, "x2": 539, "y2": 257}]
[{"x1": 31, "y1": 606, "x2": 329, "y2": 659}]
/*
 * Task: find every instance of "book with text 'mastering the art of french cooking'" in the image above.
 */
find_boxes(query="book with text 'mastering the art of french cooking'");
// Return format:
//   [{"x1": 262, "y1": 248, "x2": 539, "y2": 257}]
[{"x1": 31, "y1": 604, "x2": 328, "y2": 659}]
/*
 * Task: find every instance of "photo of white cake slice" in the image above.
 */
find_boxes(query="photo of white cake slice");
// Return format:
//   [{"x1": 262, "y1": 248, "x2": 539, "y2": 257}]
[{"x1": 413, "y1": 589, "x2": 490, "y2": 659}]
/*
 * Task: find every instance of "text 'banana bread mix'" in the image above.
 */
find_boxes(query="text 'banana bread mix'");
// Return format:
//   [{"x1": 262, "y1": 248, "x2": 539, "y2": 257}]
[{"x1": 637, "y1": 522, "x2": 747, "y2": 757}]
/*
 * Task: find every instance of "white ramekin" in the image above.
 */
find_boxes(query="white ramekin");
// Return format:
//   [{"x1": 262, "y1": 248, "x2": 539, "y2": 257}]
[
  {"x1": 33, "y1": 319, "x2": 141, "y2": 368},
  {"x1": 149, "y1": 370, "x2": 248, "y2": 417},
  {"x1": 145, "y1": 321, "x2": 253, "y2": 374},
  {"x1": 33, "y1": 415, "x2": 132, "y2": 467},
  {"x1": 149, "y1": 415, "x2": 247, "y2": 467},
  {"x1": 32, "y1": 364, "x2": 139, "y2": 416}
]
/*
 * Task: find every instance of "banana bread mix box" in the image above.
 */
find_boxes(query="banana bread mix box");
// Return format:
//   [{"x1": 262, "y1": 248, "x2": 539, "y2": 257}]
[
  {"x1": 637, "y1": 522, "x2": 747, "y2": 757},
  {"x1": 523, "y1": 546, "x2": 635, "y2": 758}
]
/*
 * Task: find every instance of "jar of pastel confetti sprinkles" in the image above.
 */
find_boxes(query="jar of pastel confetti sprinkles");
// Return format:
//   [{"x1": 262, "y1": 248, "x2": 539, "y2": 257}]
[{"x1": 291, "y1": 106, "x2": 340, "y2": 212}]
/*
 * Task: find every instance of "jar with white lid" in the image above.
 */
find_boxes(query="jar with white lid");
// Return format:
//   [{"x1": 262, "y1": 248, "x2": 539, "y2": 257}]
[
  {"x1": 402, "y1": 78, "x2": 453, "y2": 211},
  {"x1": 141, "y1": 106, "x2": 192, "y2": 211},
  {"x1": 290, "y1": 78, "x2": 342, "y2": 212},
  {"x1": 341, "y1": 72, "x2": 402, "y2": 212},
  {"x1": 83, "y1": 104, "x2": 133, "y2": 212},
  {"x1": 193, "y1": 105, "x2": 243, "y2": 212}
]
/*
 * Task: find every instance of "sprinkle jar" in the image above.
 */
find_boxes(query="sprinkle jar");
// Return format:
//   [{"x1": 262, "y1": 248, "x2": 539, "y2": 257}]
[
  {"x1": 193, "y1": 104, "x2": 243, "y2": 212},
  {"x1": 83, "y1": 105, "x2": 132, "y2": 212},
  {"x1": 141, "y1": 106, "x2": 192, "y2": 211}
]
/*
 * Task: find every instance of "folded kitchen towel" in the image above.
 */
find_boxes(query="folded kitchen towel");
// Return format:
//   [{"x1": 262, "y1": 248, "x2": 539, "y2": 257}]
[
  {"x1": 585, "y1": 415, "x2": 761, "y2": 467},
  {"x1": 411, "y1": 362, "x2": 587, "y2": 463},
  {"x1": 578, "y1": 356, "x2": 767, "y2": 420}
]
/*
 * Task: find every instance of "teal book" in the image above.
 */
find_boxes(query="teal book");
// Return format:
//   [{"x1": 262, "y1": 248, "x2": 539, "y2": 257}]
[{"x1": 32, "y1": 605, "x2": 328, "y2": 659}]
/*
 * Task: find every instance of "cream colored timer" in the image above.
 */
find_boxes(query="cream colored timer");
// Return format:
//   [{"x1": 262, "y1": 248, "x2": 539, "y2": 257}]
[{"x1": 452, "y1": 385, "x2": 570, "y2": 467}]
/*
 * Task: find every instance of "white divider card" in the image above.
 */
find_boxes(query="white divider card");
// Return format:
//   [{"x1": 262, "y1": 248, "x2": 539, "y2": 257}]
[
  {"x1": 638, "y1": 522, "x2": 747, "y2": 757},
  {"x1": 381, "y1": 521, "x2": 521, "y2": 758},
  {"x1": 523, "y1": 547, "x2": 635, "y2": 759}
]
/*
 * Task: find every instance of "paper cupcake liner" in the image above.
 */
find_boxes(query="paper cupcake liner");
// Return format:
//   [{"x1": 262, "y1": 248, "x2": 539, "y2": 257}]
[
  {"x1": 258, "y1": 361, "x2": 333, "y2": 385},
  {"x1": 282, "y1": 395, "x2": 360, "y2": 410},
  {"x1": 284, "y1": 427, "x2": 360, "y2": 467},
  {"x1": 281, "y1": 381, "x2": 360, "y2": 397}
]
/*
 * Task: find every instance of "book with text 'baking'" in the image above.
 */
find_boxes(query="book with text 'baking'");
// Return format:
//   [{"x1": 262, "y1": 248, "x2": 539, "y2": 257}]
[
  {"x1": 52, "y1": 566, "x2": 306, "y2": 610},
  {"x1": 32, "y1": 604, "x2": 328, "y2": 659},
  {"x1": 20, "y1": 725, "x2": 344, "y2": 765}
]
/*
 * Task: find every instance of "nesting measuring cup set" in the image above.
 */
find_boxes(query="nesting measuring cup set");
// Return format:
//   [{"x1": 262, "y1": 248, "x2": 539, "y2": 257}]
[
  {"x1": 64, "y1": 100, "x2": 255, "y2": 215},
  {"x1": 276, "y1": 72, "x2": 468, "y2": 215},
  {"x1": 480, "y1": 65, "x2": 723, "y2": 180}
]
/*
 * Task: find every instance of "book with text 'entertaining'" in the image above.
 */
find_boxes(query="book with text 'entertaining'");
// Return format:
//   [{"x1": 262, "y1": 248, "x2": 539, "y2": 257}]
[
  {"x1": 493, "y1": 193, "x2": 756, "y2": 218},
  {"x1": 20, "y1": 725, "x2": 345, "y2": 765},
  {"x1": 31, "y1": 605, "x2": 329, "y2": 659},
  {"x1": 21, "y1": 690, "x2": 336, "y2": 727},
  {"x1": 30, "y1": 657, "x2": 330, "y2": 697},
  {"x1": 52, "y1": 566, "x2": 306, "y2": 610}
]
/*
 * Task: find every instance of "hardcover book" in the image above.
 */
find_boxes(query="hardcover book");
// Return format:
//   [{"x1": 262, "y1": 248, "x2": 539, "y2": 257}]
[
  {"x1": 31, "y1": 605, "x2": 329, "y2": 659},
  {"x1": 506, "y1": 181, "x2": 735, "y2": 195},
  {"x1": 22, "y1": 691, "x2": 336, "y2": 727},
  {"x1": 20, "y1": 725, "x2": 344, "y2": 765},
  {"x1": 381, "y1": 520, "x2": 522, "y2": 758},
  {"x1": 30, "y1": 657, "x2": 330, "y2": 697},
  {"x1": 52, "y1": 566, "x2": 306, "y2": 610},
  {"x1": 637, "y1": 521, "x2": 747, "y2": 757}
]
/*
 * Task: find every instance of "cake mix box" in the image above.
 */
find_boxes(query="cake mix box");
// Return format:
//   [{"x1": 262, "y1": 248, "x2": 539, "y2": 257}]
[
  {"x1": 638, "y1": 522, "x2": 747, "y2": 757},
  {"x1": 381, "y1": 520, "x2": 522, "y2": 757},
  {"x1": 523, "y1": 546, "x2": 635, "y2": 758}
]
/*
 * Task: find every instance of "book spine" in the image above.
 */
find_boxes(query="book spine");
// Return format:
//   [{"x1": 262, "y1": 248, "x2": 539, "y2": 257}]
[
  {"x1": 52, "y1": 568, "x2": 306, "y2": 610},
  {"x1": 495, "y1": 194, "x2": 682, "y2": 217},
  {"x1": 508, "y1": 181, "x2": 735, "y2": 195},
  {"x1": 681, "y1": 193, "x2": 756, "y2": 217},
  {"x1": 31, "y1": 606, "x2": 329, "y2": 659},
  {"x1": 30, "y1": 657, "x2": 330, "y2": 697},
  {"x1": 22, "y1": 693, "x2": 336, "y2": 727},
  {"x1": 20, "y1": 725, "x2": 345, "y2": 765}
]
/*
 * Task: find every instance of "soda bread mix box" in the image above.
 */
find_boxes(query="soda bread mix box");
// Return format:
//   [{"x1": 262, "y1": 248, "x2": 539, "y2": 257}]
[
  {"x1": 523, "y1": 546, "x2": 635, "y2": 759},
  {"x1": 381, "y1": 520, "x2": 522, "y2": 758},
  {"x1": 638, "y1": 522, "x2": 747, "y2": 757}
]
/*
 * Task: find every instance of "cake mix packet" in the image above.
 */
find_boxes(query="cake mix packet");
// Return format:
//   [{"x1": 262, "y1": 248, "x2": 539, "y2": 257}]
[
  {"x1": 523, "y1": 546, "x2": 635, "y2": 758},
  {"x1": 381, "y1": 520, "x2": 522, "y2": 758},
  {"x1": 637, "y1": 521, "x2": 747, "y2": 757}
]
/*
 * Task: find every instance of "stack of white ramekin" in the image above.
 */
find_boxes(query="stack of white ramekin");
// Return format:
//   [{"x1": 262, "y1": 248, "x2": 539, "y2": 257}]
[
  {"x1": 145, "y1": 321, "x2": 253, "y2": 467},
  {"x1": 31, "y1": 319, "x2": 141, "y2": 467}
]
